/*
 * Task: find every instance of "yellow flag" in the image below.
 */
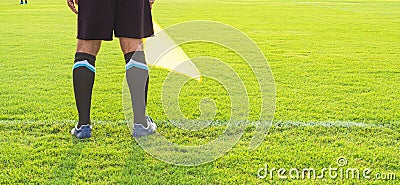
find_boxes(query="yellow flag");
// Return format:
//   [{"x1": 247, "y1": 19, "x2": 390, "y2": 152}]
[{"x1": 145, "y1": 22, "x2": 201, "y2": 81}]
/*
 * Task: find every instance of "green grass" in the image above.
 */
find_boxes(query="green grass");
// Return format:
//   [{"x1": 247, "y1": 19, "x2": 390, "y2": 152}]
[{"x1": 0, "y1": 0, "x2": 399, "y2": 184}]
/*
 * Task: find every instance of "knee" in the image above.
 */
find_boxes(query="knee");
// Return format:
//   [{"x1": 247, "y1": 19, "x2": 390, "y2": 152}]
[
  {"x1": 120, "y1": 38, "x2": 144, "y2": 53},
  {"x1": 133, "y1": 39, "x2": 143, "y2": 50},
  {"x1": 130, "y1": 40, "x2": 143, "y2": 51},
  {"x1": 76, "y1": 40, "x2": 102, "y2": 56}
]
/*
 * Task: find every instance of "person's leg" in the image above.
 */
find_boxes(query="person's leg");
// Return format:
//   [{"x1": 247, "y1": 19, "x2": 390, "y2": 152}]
[
  {"x1": 70, "y1": 0, "x2": 113, "y2": 138},
  {"x1": 73, "y1": 39, "x2": 101, "y2": 128},
  {"x1": 25, "y1": 0, "x2": 27, "y2": 4},
  {"x1": 120, "y1": 38, "x2": 149, "y2": 127}
]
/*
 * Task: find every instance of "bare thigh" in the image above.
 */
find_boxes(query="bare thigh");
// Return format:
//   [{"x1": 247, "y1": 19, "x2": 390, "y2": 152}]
[
  {"x1": 119, "y1": 38, "x2": 144, "y2": 54},
  {"x1": 76, "y1": 39, "x2": 102, "y2": 56}
]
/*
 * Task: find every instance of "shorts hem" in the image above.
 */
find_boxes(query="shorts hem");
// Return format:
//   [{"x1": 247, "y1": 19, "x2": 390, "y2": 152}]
[
  {"x1": 77, "y1": 37, "x2": 113, "y2": 41},
  {"x1": 77, "y1": 34, "x2": 154, "y2": 41}
]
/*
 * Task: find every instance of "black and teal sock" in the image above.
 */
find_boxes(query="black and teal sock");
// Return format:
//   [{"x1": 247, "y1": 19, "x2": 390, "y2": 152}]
[
  {"x1": 124, "y1": 51, "x2": 149, "y2": 127},
  {"x1": 73, "y1": 52, "x2": 96, "y2": 128}
]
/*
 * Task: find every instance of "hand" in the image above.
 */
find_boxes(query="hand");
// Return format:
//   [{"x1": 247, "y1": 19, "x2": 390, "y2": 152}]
[
  {"x1": 149, "y1": 0, "x2": 155, "y2": 9},
  {"x1": 67, "y1": 0, "x2": 78, "y2": 14}
]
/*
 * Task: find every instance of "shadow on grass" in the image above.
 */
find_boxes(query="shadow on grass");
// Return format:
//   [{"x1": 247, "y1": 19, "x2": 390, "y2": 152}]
[
  {"x1": 50, "y1": 137, "x2": 89, "y2": 184},
  {"x1": 117, "y1": 141, "x2": 148, "y2": 183}
]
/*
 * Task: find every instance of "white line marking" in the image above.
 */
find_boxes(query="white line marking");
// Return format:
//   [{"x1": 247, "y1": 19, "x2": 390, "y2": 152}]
[{"x1": 0, "y1": 120, "x2": 387, "y2": 128}]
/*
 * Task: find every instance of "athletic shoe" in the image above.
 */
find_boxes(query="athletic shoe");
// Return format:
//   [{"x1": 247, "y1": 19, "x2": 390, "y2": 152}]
[
  {"x1": 132, "y1": 116, "x2": 157, "y2": 138},
  {"x1": 20, "y1": 2, "x2": 24, "y2": 4},
  {"x1": 71, "y1": 124, "x2": 92, "y2": 139}
]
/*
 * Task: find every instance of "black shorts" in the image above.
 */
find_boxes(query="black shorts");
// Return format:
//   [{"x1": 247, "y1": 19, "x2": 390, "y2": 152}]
[{"x1": 77, "y1": 0, "x2": 154, "y2": 41}]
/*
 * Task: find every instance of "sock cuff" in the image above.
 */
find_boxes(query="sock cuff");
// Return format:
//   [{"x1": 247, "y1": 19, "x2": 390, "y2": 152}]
[
  {"x1": 75, "y1": 52, "x2": 96, "y2": 66},
  {"x1": 126, "y1": 59, "x2": 149, "y2": 71},
  {"x1": 74, "y1": 52, "x2": 96, "y2": 73},
  {"x1": 124, "y1": 51, "x2": 145, "y2": 64},
  {"x1": 124, "y1": 52, "x2": 135, "y2": 62}
]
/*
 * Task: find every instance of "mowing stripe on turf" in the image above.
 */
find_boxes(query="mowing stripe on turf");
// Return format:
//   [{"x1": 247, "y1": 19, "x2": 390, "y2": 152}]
[{"x1": 0, "y1": 120, "x2": 387, "y2": 128}]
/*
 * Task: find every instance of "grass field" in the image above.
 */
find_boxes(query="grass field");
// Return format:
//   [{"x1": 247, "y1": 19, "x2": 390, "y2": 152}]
[{"x1": 1, "y1": 0, "x2": 399, "y2": 184}]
